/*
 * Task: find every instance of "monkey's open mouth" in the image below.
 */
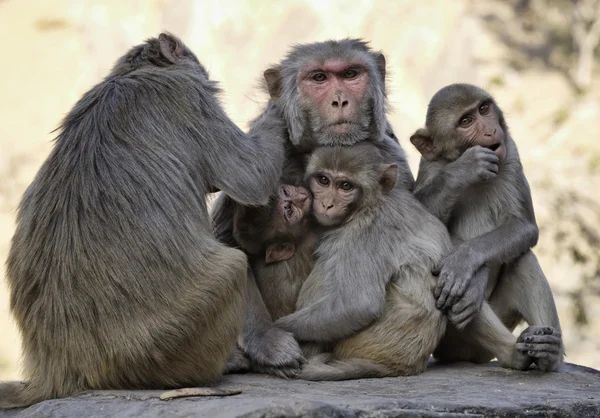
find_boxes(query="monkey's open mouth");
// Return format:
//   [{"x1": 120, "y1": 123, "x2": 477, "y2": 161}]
[{"x1": 487, "y1": 143, "x2": 501, "y2": 151}]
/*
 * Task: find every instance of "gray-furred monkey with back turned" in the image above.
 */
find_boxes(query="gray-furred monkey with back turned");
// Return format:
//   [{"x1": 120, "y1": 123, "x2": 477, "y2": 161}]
[
  {"x1": 410, "y1": 83, "x2": 563, "y2": 372},
  {"x1": 213, "y1": 39, "x2": 415, "y2": 378},
  {"x1": 0, "y1": 32, "x2": 286, "y2": 409}
]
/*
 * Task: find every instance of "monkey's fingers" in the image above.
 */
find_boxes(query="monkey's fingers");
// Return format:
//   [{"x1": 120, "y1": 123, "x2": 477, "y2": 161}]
[
  {"x1": 449, "y1": 305, "x2": 476, "y2": 331},
  {"x1": 159, "y1": 388, "x2": 242, "y2": 401},
  {"x1": 522, "y1": 334, "x2": 562, "y2": 345},
  {"x1": 534, "y1": 326, "x2": 560, "y2": 336},
  {"x1": 516, "y1": 343, "x2": 561, "y2": 355}
]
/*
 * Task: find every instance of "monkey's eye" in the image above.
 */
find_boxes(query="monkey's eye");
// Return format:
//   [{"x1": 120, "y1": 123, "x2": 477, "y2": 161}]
[
  {"x1": 459, "y1": 115, "x2": 473, "y2": 127},
  {"x1": 344, "y1": 69, "x2": 358, "y2": 79},
  {"x1": 479, "y1": 102, "x2": 490, "y2": 115},
  {"x1": 317, "y1": 176, "x2": 330, "y2": 186},
  {"x1": 282, "y1": 187, "x2": 290, "y2": 197},
  {"x1": 312, "y1": 73, "x2": 327, "y2": 83},
  {"x1": 339, "y1": 181, "x2": 354, "y2": 191}
]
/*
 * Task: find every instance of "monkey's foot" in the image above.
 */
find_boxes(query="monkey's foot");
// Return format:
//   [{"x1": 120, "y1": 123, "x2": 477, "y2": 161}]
[
  {"x1": 224, "y1": 347, "x2": 251, "y2": 374},
  {"x1": 244, "y1": 327, "x2": 306, "y2": 377},
  {"x1": 516, "y1": 326, "x2": 563, "y2": 372}
]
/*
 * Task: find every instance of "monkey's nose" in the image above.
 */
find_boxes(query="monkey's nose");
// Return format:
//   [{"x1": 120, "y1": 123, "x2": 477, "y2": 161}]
[
  {"x1": 322, "y1": 201, "x2": 334, "y2": 211},
  {"x1": 331, "y1": 97, "x2": 349, "y2": 108}
]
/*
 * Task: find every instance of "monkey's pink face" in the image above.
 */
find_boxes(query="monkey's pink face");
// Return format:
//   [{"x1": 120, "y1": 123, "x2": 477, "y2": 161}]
[
  {"x1": 308, "y1": 173, "x2": 359, "y2": 227},
  {"x1": 298, "y1": 58, "x2": 369, "y2": 135},
  {"x1": 457, "y1": 100, "x2": 507, "y2": 161},
  {"x1": 277, "y1": 185, "x2": 311, "y2": 227}
]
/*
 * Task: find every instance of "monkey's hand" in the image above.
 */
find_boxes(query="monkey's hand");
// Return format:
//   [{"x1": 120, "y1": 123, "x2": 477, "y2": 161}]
[
  {"x1": 515, "y1": 326, "x2": 563, "y2": 372},
  {"x1": 433, "y1": 246, "x2": 485, "y2": 313},
  {"x1": 446, "y1": 267, "x2": 487, "y2": 330},
  {"x1": 244, "y1": 327, "x2": 306, "y2": 378},
  {"x1": 448, "y1": 145, "x2": 499, "y2": 187}
]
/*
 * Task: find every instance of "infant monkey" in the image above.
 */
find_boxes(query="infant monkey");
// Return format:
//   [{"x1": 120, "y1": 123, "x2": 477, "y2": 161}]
[{"x1": 234, "y1": 184, "x2": 318, "y2": 320}]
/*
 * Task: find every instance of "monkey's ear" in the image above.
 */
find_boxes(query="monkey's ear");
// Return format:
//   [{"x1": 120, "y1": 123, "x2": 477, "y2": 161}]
[
  {"x1": 410, "y1": 128, "x2": 436, "y2": 161},
  {"x1": 158, "y1": 33, "x2": 184, "y2": 64},
  {"x1": 264, "y1": 67, "x2": 283, "y2": 99},
  {"x1": 265, "y1": 243, "x2": 295, "y2": 264},
  {"x1": 380, "y1": 163, "x2": 398, "y2": 194},
  {"x1": 376, "y1": 53, "x2": 386, "y2": 81}
]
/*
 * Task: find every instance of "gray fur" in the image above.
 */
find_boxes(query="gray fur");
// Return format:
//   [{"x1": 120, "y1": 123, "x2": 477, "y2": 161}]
[
  {"x1": 0, "y1": 33, "x2": 286, "y2": 409},
  {"x1": 211, "y1": 39, "x2": 414, "y2": 378},
  {"x1": 412, "y1": 83, "x2": 563, "y2": 372},
  {"x1": 277, "y1": 143, "x2": 449, "y2": 379}
]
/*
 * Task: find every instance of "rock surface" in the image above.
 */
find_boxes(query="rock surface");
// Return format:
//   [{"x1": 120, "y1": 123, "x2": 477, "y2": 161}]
[{"x1": 1, "y1": 362, "x2": 599, "y2": 418}]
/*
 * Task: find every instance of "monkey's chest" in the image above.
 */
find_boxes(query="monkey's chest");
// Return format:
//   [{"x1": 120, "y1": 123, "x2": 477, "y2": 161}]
[{"x1": 448, "y1": 192, "x2": 501, "y2": 243}]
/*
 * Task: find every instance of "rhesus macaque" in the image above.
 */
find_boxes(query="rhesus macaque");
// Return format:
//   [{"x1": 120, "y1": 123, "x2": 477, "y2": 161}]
[
  {"x1": 234, "y1": 185, "x2": 316, "y2": 321},
  {"x1": 410, "y1": 83, "x2": 563, "y2": 372},
  {"x1": 273, "y1": 143, "x2": 450, "y2": 380},
  {"x1": 223, "y1": 184, "x2": 317, "y2": 378},
  {"x1": 211, "y1": 39, "x2": 414, "y2": 377},
  {"x1": 0, "y1": 33, "x2": 286, "y2": 409}
]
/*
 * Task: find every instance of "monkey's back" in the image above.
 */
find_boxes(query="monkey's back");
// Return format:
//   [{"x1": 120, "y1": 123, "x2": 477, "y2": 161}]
[{"x1": 5, "y1": 70, "x2": 245, "y2": 392}]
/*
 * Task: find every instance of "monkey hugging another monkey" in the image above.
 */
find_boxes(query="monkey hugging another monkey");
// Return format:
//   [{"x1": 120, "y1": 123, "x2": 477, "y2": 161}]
[{"x1": 0, "y1": 33, "x2": 564, "y2": 410}]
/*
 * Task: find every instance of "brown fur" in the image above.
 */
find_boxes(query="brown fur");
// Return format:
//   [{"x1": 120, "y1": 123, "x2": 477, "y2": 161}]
[
  {"x1": 0, "y1": 33, "x2": 289, "y2": 408},
  {"x1": 412, "y1": 83, "x2": 563, "y2": 372},
  {"x1": 275, "y1": 144, "x2": 450, "y2": 380}
]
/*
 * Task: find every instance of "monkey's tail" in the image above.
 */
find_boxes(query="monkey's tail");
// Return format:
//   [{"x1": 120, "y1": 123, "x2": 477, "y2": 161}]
[
  {"x1": 0, "y1": 381, "x2": 48, "y2": 409},
  {"x1": 298, "y1": 356, "x2": 393, "y2": 381}
]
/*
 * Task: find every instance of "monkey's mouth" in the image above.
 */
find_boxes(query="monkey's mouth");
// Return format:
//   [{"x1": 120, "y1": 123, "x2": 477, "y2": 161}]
[
  {"x1": 486, "y1": 143, "x2": 501, "y2": 152},
  {"x1": 329, "y1": 120, "x2": 356, "y2": 128}
]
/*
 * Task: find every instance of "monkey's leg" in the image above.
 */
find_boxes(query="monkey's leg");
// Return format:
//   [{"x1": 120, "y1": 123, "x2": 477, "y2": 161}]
[
  {"x1": 491, "y1": 251, "x2": 563, "y2": 372},
  {"x1": 242, "y1": 268, "x2": 306, "y2": 379},
  {"x1": 434, "y1": 267, "x2": 532, "y2": 370}
]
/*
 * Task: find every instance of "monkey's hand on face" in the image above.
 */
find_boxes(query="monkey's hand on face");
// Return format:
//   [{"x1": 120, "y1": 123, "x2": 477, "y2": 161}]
[
  {"x1": 515, "y1": 326, "x2": 564, "y2": 372},
  {"x1": 445, "y1": 265, "x2": 487, "y2": 330},
  {"x1": 446, "y1": 145, "x2": 499, "y2": 187},
  {"x1": 433, "y1": 245, "x2": 485, "y2": 321}
]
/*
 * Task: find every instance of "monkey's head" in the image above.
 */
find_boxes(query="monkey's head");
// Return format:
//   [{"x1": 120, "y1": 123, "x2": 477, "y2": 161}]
[
  {"x1": 306, "y1": 144, "x2": 398, "y2": 227},
  {"x1": 108, "y1": 32, "x2": 212, "y2": 82},
  {"x1": 263, "y1": 39, "x2": 388, "y2": 150},
  {"x1": 234, "y1": 185, "x2": 312, "y2": 264},
  {"x1": 410, "y1": 83, "x2": 508, "y2": 162}
]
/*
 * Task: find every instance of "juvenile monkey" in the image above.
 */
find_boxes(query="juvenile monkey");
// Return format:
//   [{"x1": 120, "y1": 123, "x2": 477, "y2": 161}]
[
  {"x1": 410, "y1": 83, "x2": 563, "y2": 372},
  {"x1": 275, "y1": 143, "x2": 450, "y2": 380},
  {"x1": 0, "y1": 33, "x2": 286, "y2": 408}
]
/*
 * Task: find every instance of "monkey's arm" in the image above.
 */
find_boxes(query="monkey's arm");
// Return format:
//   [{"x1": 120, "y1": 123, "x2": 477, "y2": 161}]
[
  {"x1": 208, "y1": 102, "x2": 286, "y2": 206},
  {"x1": 415, "y1": 146, "x2": 499, "y2": 223},
  {"x1": 210, "y1": 193, "x2": 239, "y2": 248},
  {"x1": 275, "y1": 259, "x2": 389, "y2": 342},
  {"x1": 239, "y1": 268, "x2": 305, "y2": 370},
  {"x1": 435, "y1": 172, "x2": 539, "y2": 322},
  {"x1": 375, "y1": 133, "x2": 415, "y2": 191}
]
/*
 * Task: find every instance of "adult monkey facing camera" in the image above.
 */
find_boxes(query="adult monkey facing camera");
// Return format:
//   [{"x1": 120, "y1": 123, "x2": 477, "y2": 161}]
[
  {"x1": 410, "y1": 83, "x2": 563, "y2": 372},
  {"x1": 213, "y1": 39, "x2": 414, "y2": 377},
  {"x1": 0, "y1": 33, "x2": 286, "y2": 409}
]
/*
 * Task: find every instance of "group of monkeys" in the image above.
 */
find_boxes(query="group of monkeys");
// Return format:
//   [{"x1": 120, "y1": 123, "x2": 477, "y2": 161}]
[{"x1": 0, "y1": 33, "x2": 563, "y2": 409}]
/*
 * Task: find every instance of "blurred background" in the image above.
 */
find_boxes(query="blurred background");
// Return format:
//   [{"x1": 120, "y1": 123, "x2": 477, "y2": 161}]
[{"x1": 1, "y1": 0, "x2": 599, "y2": 379}]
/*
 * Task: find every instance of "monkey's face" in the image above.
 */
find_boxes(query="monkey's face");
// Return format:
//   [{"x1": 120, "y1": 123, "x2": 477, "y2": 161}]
[
  {"x1": 275, "y1": 185, "x2": 312, "y2": 232},
  {"x1": 298, "y1": 58, "x2": 373, "y2": 145},
  {"x1": 453, "y1": 99, "x2": 507, "y2": 161},
  {"x1": 308, "y1": 172, "x2": 360, "y2": 227},
  {"x1": 411, "y1": 88, "x2": 508, "y2": 163}
]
